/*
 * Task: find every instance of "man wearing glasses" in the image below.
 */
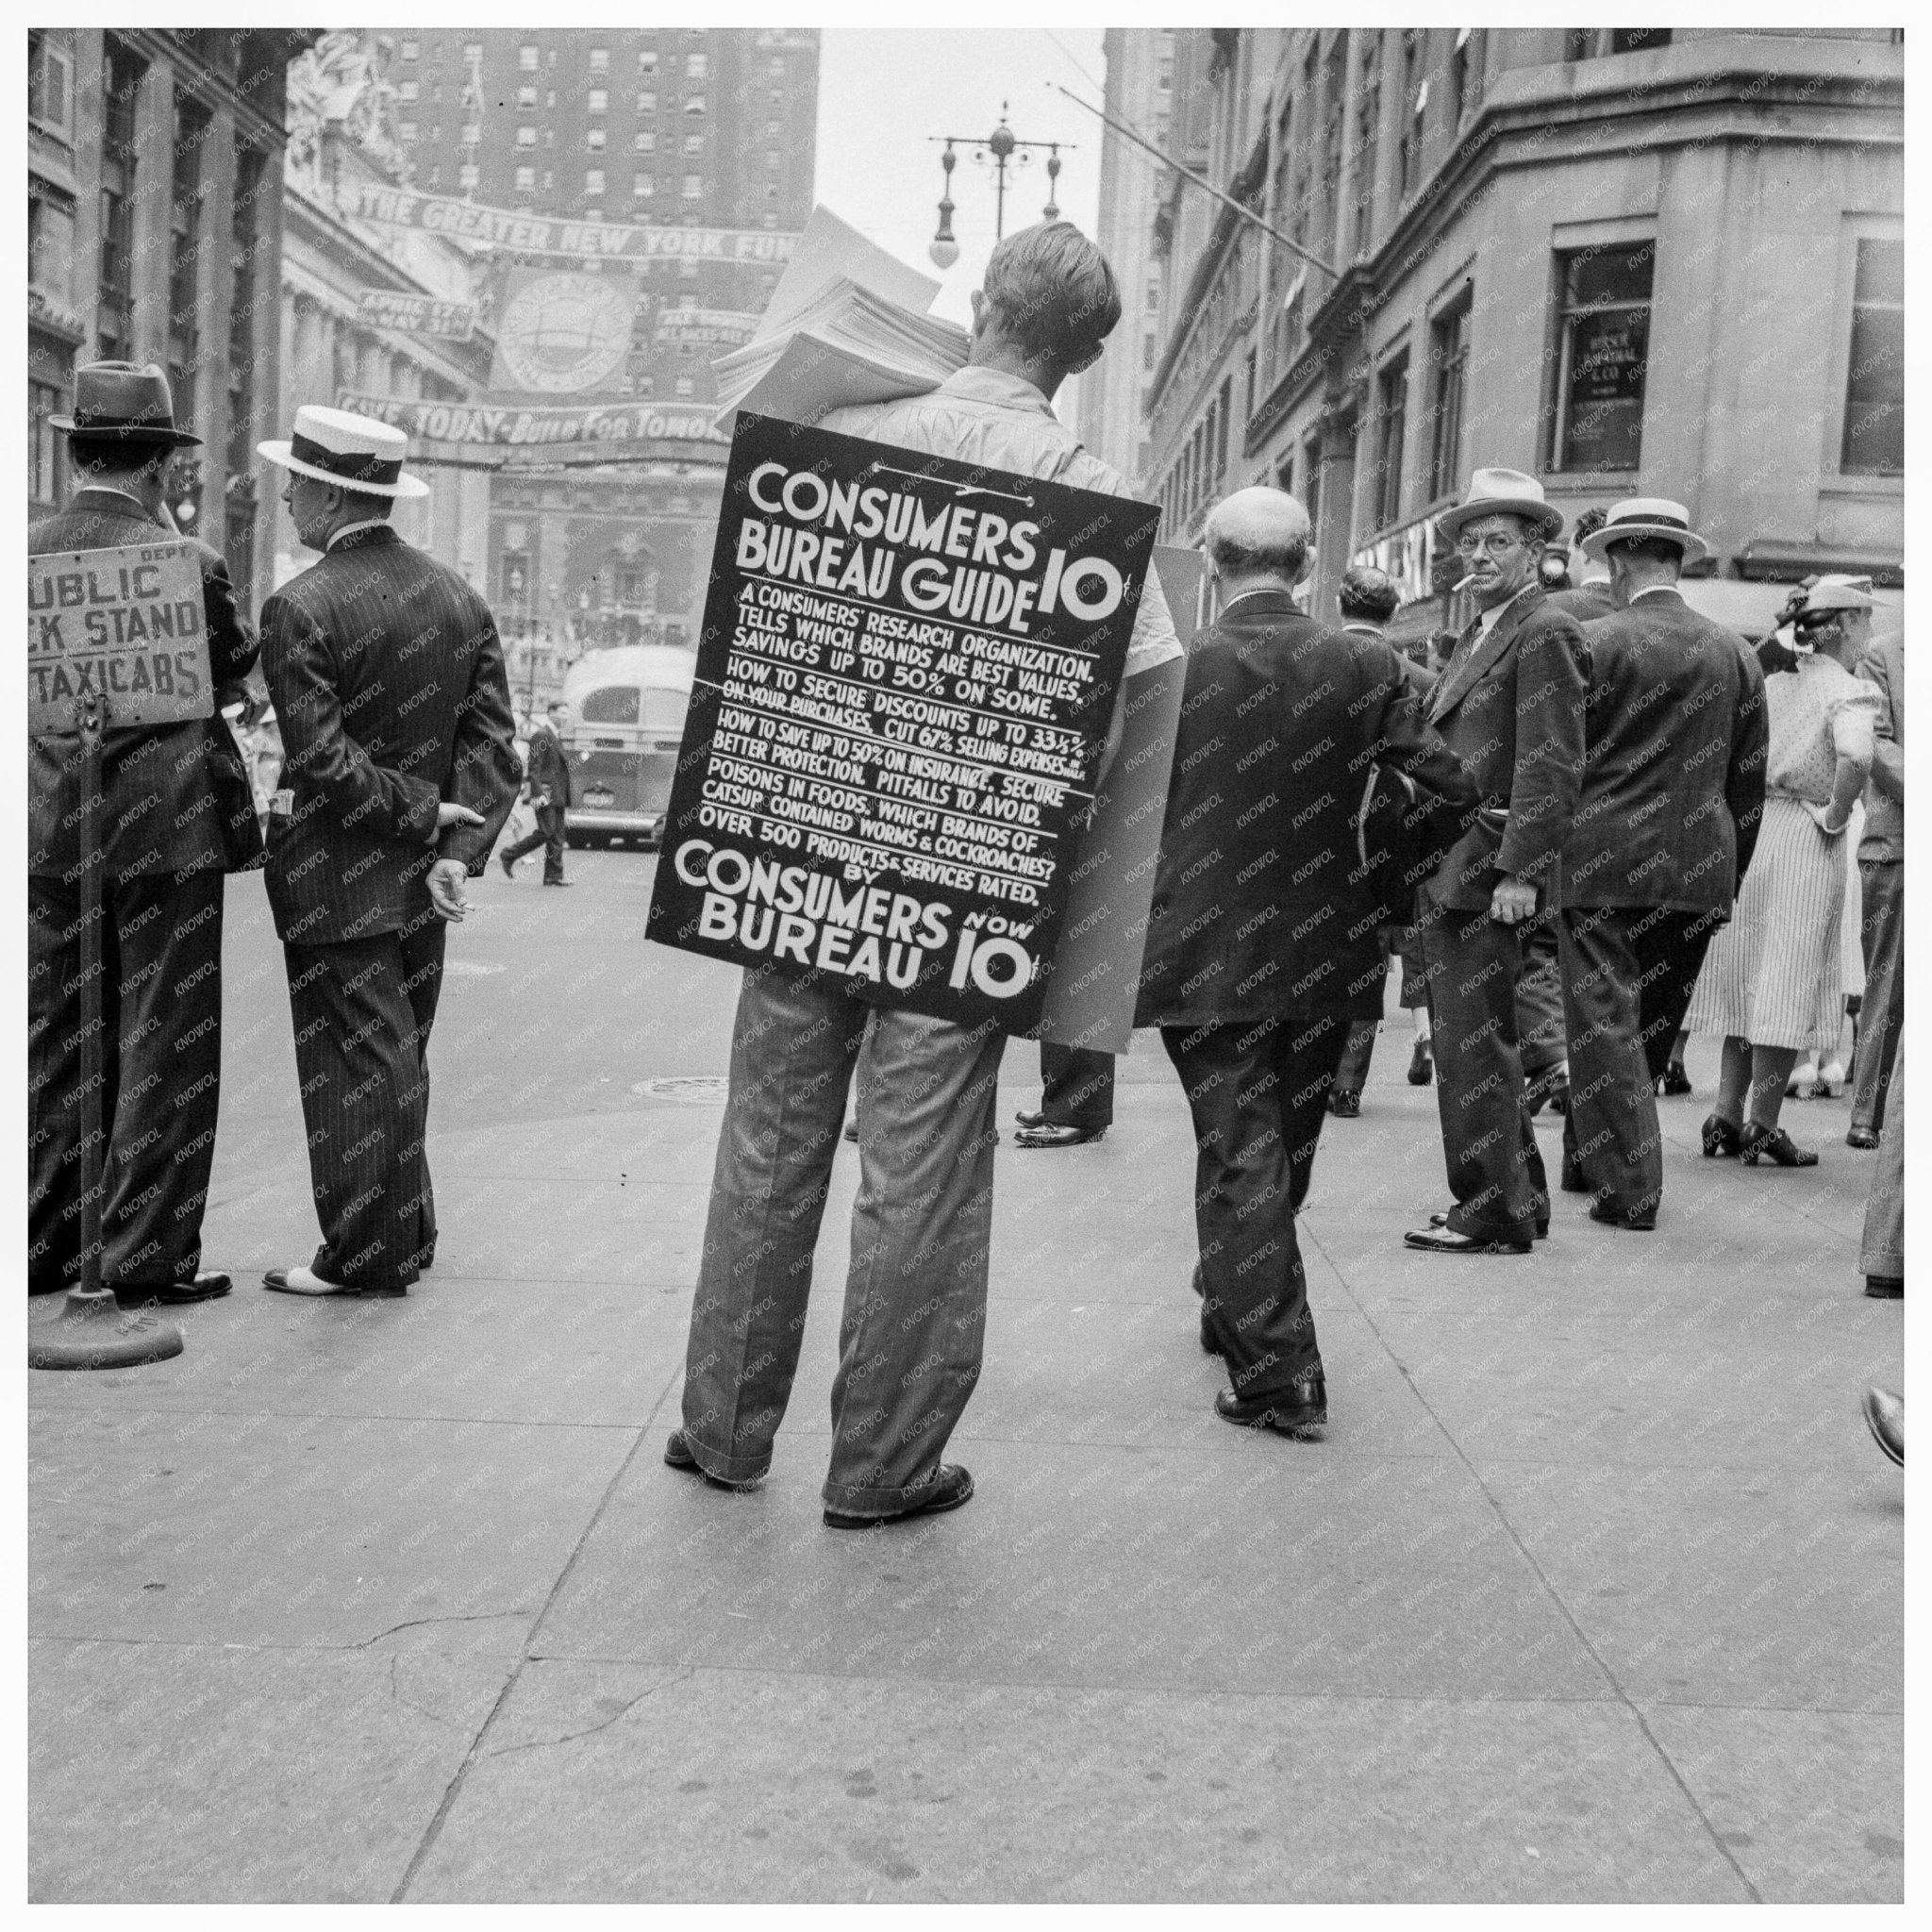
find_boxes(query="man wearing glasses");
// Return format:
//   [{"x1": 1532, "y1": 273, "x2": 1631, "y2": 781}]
[{"x1": 1405, "y1": 469, "x2": 1590, "y2": 1255}]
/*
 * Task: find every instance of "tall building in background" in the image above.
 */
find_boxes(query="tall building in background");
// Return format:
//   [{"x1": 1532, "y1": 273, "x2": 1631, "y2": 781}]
[
  {"x1": 1135, "y1": 28, "x2": 1903, "y2": 632},
  {"x1": 28, "y1": 28, "x2": 316, "y2": 615},
  {"x1": 389, "y1": 26, "x2": 820, "y2": 696},
  {"x1": 1074, "y1": 28, "x2": 1174, "y2": 492}
]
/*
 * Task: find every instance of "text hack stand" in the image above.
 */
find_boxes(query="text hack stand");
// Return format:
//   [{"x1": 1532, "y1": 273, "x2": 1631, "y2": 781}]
[
  {"x1": 27, "y1": 541, "x2": 214, "y2": 1371},
  {"x1": 648, "y1": 414, "x2": 1165, "y2": 1043}
]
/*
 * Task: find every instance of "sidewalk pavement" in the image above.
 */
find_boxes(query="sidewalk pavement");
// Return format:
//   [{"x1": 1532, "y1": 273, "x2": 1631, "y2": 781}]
[{"x1": 28, "y1": 898, "x2": 1903, "y2": 1901}]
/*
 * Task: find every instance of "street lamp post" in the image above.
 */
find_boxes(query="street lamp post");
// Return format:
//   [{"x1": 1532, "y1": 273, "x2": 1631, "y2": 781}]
[{"x1": 929, "y1": 104, "x2": 1071, "y2": 269}]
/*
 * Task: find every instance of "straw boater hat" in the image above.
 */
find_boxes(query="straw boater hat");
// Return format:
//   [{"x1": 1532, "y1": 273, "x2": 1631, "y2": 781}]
[
  {"x1": 1435, "y1": 467, "x2": 1563, "y2": 544},
  {"x1": 258, "y1": 404, "x2": 429, "y2": 499},
  {"x1": 1796, "y1": 576, "x2": 1877, "y2": 616},
  {"x1": 1578, "y1": 497, "x2": 1710, "y2": 568},
  {"x1": 51, "y1": 360, "x2": 202, "y2": 448}
]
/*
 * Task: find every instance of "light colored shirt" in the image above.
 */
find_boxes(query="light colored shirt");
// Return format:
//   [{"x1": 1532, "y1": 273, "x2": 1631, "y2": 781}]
[
  {"x1": 1629, "y1": 583, "x2": 1679, "y2": 604},
  {"x1": 822, "y1": 365, "x2": 1184, "y2": 677},
  {"x1": 1765, "y1": 654, "x2": 1881, "y2": 804},
  {"x1": 1475, "y1": 581, "x2": 1537, "y2": 638},
  {"x1": 327, "y1": 518, "x2": 391, "y2": 550}
]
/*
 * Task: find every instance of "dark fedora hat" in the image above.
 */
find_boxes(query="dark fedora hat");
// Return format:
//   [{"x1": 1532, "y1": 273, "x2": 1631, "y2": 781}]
[{"x1": 50, "y1": 360, "x2": 202, "y2": 447}]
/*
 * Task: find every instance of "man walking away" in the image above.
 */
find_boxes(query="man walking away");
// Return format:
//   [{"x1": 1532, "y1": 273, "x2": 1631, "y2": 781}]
[
  {"x1": 500, "y1": 699, "x2": 575, "y2": 886},
  {"x1": 255, "y1": 406, "x2": 520, "y2": 1298},
  {"x1": 1847, "y1": 623, "x2": 1903, "y2": 1148},
  {"x1": 28, "y1": 361, "x2": 261, "y2": 1307},
  {"x1": 1405, "y1": 470, "x2": 1589, "y2": 1256},
  {"x1": 1556, "y1": 499, "x2": 1767, "y2": 1228},
  {"x1": 1138, "y1": 490, "x2": 1475, "y2": 1435}
]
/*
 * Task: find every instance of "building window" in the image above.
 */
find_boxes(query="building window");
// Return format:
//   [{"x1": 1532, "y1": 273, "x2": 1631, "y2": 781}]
[
  {"x1": 1243, "y1": 346, "x2": 1257, "y2": 425},
  {"x1": 225, "y1": 145, "x2": 263, "y2": 606},
  {"x1": 28, "y1": 32, "x2": 74, "y2": 138},
  {"x1": 28, "y1": 185, "x2": 76, "y2": 318},
  {"x1": 96, "y1": 41, "x2": 143, "y2": 363},
  {"x1": 584, "y1": 209, "x2": 601, "y2": 224},
  {"x1": 684, "y1": 133, "x2": 704, "y2": 155},
  {"x1": 1564, "y1": 30, "x2": 1597, "y2": 61},
  {"x1": 765, "y1": 149, "x2": 779, "y2": 170},
  {"x1": 31, "y1": 377, "x2": 63, "y2": 507},
  {"x1": 638, "y1": 49, "x2": 658, "y2": 73},
  {"x1": 687, "y1": 53, "x2": 708, "y2": 80},
  {"x1": 765, "y1": 184, "x2": 779, "y2": 201},
  {"x1": 517, "y1": 125, "x2": 536, "y2": 147},
  {"x1": 588, "y1": 127, "x2": 607, "y2": 151},
  {"x1": 589, "y1": 47, "x2": 608, "y2": 74},
  {"x1": 638, "y1": 91, "x2": 657, "y2": 114},
  {"x1": 398, "y1": 120, "x2": 417, "y2": 142},
  {"x1": 588, "y1": 88, "x2": 608, "y2": 114},
  {"x1": 1142, "y1": 336, "x2": 1155, "y2": 373},
  {"x1": 585, "y1": 169, "x2": 605, "y2": 195},
  {"x1": 458, "y1": 162, "x2": 479, "y2": 191},
  {"x1": 1398, "y1": 62, "x2": 1428, "y2": 199},
  {"x1": 398, "y1": 78, "x2": 419, "y2": 102},
  {"x1": 169, "y1": 97, "x2": 209, "y2": 435},
  {"x1": 1426, "y1": 294, "x2": 1471, "y2": 500},
  {"x1": 1608, "y1": 29, "x2": 1671, "y2": 55},
  {"x1": 1303, "y1": 434, "x2": 1324, "y2": 537},
  {"x1": 426, "y1": 164, "x2": 440, "y2": 189},
  {"x1": 1840, "y1": 239, "x2": 1904, "y2": 475},
  {"x1": 518, "y1": 84, "x2": 537, "y2": 108},
  {"x1": 1550, "y1": 242, "x2": 1653, "y2": 472},
  {"x1": 1215, "y1": 376, "x2": 1233, "y2": 479},
  {"x1": 682, "y1": 174, "x2": 703, "y2": 200},
  {"x1": 1374, "y1": 355, "x2": 1408, "y2": 528},
  {"x1": 685, "y1": 95, "x2": 706, "y2": 115},
  {"x1": 520, "y1": 44, "x2": 540, "y2": 72},
  {"x1": 463, "y1": 42, "x2": 481, "y2": 62},
  {"x1": 675, "y1": 375, "x2": 694, "y2": 397},
  {"x1": 633, "y1": 173, "x2": 654, "y2": 198},
  {"x1": 515, "y1": 165, "x2": 536, "y2": 192},
  {"x1": 461, "y1": 124, "x2": 481, "y2": 145},
  {"x1": 400, "y1": 38, "x2": 419, "y2": 61},
  {"x1": 1350, "y1": 37, "x2": 1382, "y2": 257},
  {"x1": 1450, "y1": 27, "x2": 1480, "y2": 124},
  {"x1": 634, "y1": 130, "x2": 656, "y2": 152},
  {"x1": 765, "y1": 119, "x2": 781, "y2": 137}
]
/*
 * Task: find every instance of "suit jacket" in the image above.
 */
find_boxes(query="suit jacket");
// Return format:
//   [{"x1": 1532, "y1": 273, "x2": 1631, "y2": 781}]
[
  {"x1": 261, "y1": 525, "x2": 521, "y2": 947},
  {"x1": 1561, "y1": 589, "x2": 1768, "y2": 911},
  {"x1": 29, "y1": 488, "x2": 261, "y2": 879},
  {"x1": 1425, "y1": 584, "x2": 1589, "y2": 911},
  {"x1": 1856, "y1": 628, "x2": 1904, "y2": 862},
  {"x1": 1135, "y1": 591, "x2": 1476, "y2": 1027},
  {"x1": 524, "y1": 723, "x2": 574, "y2": 808},
  {"x1": 1546, "y1": 581, "x2": 1616, "y2": 625}
]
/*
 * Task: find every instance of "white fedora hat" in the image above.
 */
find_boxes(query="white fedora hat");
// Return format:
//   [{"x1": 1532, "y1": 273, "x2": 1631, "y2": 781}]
[
  {"x1": 1798, "y1": 576, "x2": 1877, "y2": 615},
  {"x1": 258, "y1": 404, "x2": 429, "y2": 499},
  {"x1": 1579, "y1": 496, "x2": 1709, "y2": 567},
  {"x1": 1436, "y1": 467, "x2": 1563, "y2": 543}
]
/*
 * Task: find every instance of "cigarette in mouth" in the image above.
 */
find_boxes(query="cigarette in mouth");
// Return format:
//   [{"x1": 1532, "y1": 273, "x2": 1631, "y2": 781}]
[{"x1": 1454, "y1": 574, "x2": 1478, "y2": 592}]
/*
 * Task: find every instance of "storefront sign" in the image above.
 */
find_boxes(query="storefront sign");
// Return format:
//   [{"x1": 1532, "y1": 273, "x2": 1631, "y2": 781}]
[
  {"x1": 355, "y1": 291, "x2": 476, "y2": 340},
  {"x1": 647, "y1": 413, "x2": 1160, "y2": 1032},
  {"x1": 334, "y1": 390, "x2": 726, "y2": 449},
  {"x1": 27, "y1": 541, "x2": 212, "y2": 730}
]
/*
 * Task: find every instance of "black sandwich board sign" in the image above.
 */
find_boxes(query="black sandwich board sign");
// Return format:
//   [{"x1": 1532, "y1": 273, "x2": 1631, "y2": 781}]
[{"x1": 647, "y1": 412, "x2": 1160, "y2": 1034}]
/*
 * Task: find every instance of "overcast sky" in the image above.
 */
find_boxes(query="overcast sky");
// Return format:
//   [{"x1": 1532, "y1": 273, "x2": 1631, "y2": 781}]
[{"x1": 812, "y1": 28, "x2": 1108, "y2": 330}]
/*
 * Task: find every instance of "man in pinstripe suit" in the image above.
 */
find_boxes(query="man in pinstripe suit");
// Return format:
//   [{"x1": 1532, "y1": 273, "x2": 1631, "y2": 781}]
[{"x1": 256, "y1": 408, "x2": 520, "y2": 1298}]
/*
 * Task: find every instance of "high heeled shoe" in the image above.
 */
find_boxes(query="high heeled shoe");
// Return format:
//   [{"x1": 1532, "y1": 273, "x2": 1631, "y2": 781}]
[
  {"x1": 1739, "y1": 1122, "x2": 1819, "y2": 1168},
  {"x1": 1701, "y1": 1114, "x2": 1743, "y2": 1158}
]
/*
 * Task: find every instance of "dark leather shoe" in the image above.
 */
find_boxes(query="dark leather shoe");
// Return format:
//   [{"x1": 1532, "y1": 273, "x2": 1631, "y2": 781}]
[
  {"x1": 1216, "y1": 1374, "x2": 1326, "y2": 1434},
  {"x1": 1014, "y1": 1108, "x2": 1047, "y2": 1128},
  {"x1": 1406, "y1": 1225, "x2": 1533, "y2": 1256},
  {"x1": 824, "y1": 1464, "x2": 974, "y2": 1528},
  {"x1": 1524, "y1": 1067, "x2": 1570, "y2": 1118},
  {"x1": 1013, "y1": 1122, "x2": 1107, "y2": 1148},
  {"x1": 1407, "y1": 1041, "x2": 1433, "y2": 1086},
  {"x1": 1847, "y1": 1126, "x2": 1881, "y2": 1151},
  {"x1": 1701, "y1": 1113, "x2": 1743, "y2": 1158},
  {"x1": 1588, "y1": 1202, "x2": 1657, "y2": 1231},
  {"x1": 1865, "y1": 1274, "x2": 1904, "y2": 1300},
  {"x1": 541, "y1": 877, "x2": 572, "y2": 887},
  {"x1": 1862, "y1": 1387, "x2": 1904, "y2": 1467},
  {"x1": 262, "y1": 1265, "x2": 404, "y2": 1298},
  {"x1": 664, "y1": 1429, "x2": 760, "y2": 1491},
  {"x1": 842, "y1": 1118, "x2": 858, "y2": 1142},
  {"x1": 1658, "y1": 1059, "x2": 1692, "y2": 1097},
  {"x1": 499, "y1": 851, "x2": 516, "y2": 878},
  {"x1": 1328, "y1": 1089, "x2": 1361, "y2": 1118},
  {"x1": 114, "y1": 1271, "x2": 233, "y2": 1307},
  {"x1": 1739, "y1": 1123, "x2": 1818, "y2": 1168},
  {"x1": 1429, "y1": 1210, "x2": 1546, "y2": 1241},
  {"x1": 1559, "y1": 1156, "x2": 1591, "y2": 1193}
]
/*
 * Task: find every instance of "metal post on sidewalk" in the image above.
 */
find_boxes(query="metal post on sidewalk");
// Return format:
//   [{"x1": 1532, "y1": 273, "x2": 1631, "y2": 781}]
[{"x1": 29, "y1": 690, "x2": 184, "y2": 1372}]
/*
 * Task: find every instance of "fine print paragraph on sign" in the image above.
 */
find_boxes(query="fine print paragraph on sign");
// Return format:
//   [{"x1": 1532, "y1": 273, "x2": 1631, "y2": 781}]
[
  {"x1": 27, "y1": 542, "x2": 214, "y2": 731},
  {"x1": 648, "y1": 414, "x2": 1159, "y2": 1033}
]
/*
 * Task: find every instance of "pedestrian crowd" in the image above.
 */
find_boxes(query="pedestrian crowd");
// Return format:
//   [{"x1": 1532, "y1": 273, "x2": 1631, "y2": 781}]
[{"x1": 28, "y1": 221, "x2": 1906, "y2": 1520}]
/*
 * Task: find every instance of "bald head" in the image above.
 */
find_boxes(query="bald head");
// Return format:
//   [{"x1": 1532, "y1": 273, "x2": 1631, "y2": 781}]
[{"x1": 1204, "y1": 487, "x2": 1312, "y2": 590}]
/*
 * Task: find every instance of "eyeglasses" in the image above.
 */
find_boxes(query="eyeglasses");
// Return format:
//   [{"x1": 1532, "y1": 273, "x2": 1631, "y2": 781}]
[{"x1": 1454, "y1": 531, "x2": 1527, "y2": 558}]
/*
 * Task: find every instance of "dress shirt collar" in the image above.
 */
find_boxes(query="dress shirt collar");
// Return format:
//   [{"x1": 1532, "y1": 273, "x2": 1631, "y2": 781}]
[
  {"x1": 1475, "y1": 581, "x2": 1537, "y2": 637},
  {"x1": 1629, "y1": 584, "x2": 1683, "y2": 604},
  {"x1": 326, "y1": 518, "x2": 391, "y2": 551},
  {"x1": 74, "y1": 484, "x2": 159, "y2": 520},
  {"x1": 932, "y1": 363, "x2": 1058, "y2": 418}
]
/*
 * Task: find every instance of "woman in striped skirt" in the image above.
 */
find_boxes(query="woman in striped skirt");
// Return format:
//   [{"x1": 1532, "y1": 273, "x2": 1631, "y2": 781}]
[{"x1": 1685, "y1": 579, "x2": 1881, "y2": 1165}]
